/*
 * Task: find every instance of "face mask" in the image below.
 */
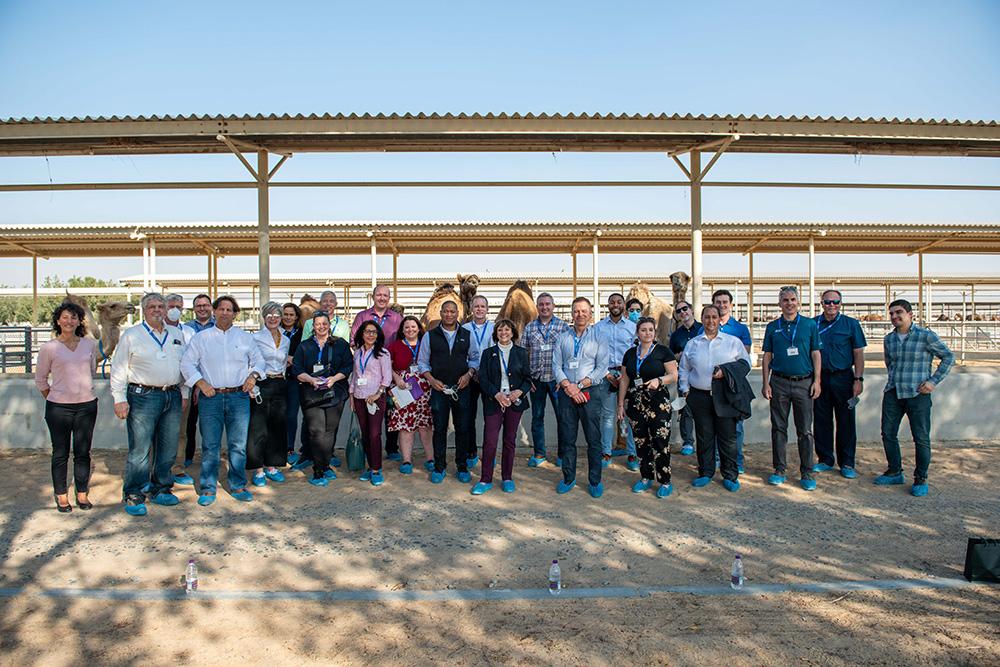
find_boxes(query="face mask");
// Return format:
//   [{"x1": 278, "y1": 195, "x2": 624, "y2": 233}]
[
  {"x1": 167, "y1": 307, "x2": 182, "y2": 322},
  {"x1": 628, "y1": 310, "x2": 641, "y2": 324}
]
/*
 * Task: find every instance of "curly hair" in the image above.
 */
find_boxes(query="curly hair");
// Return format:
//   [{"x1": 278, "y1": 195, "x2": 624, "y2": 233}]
[{"x1": 51, "y1": 302, "x2": 87, "y2": 338}]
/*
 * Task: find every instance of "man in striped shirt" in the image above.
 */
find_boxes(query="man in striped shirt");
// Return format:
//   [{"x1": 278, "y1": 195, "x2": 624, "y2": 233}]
[
  {"x1": 876, "y1": 299, "x2": 954, "y2": 497},
  {"x1": 521, "y1": 292, "x2": 571, "y2": 467}
]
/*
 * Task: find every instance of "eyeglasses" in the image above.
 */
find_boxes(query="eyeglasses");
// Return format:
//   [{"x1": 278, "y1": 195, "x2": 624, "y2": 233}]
[
  {"x1": 676, "y1": 305, "x2": 690, "y2": 313},
  {"x1": 822, "y1": 299, "x2": 841, "y2": 305}
]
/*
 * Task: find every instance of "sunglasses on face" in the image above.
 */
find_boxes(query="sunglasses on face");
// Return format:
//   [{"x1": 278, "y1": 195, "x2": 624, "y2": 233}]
[
  {"x1": 822, "y1": 299, "x2": 841, "y2": 305},
  {"x1": 676, "y1": 306, "x2": 690, "y2": 313}
]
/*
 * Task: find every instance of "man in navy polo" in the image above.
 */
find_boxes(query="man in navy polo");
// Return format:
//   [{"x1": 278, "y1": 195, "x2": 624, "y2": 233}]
[
  {"x1": 713, "y1": 289, "x2": 751, "y2": 471},
  {"x1": 813, "y1": 289, "x2": 866, "y2": 479},
  {"x1": 668, "y1": 300, "x2": 702, "y2": 456},
  {"x1": 761, "y1": 286, "x2": 822, "y2": 491}
]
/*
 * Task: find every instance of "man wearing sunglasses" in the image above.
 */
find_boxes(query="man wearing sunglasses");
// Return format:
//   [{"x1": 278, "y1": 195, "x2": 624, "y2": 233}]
[
  {"x1": 812, "y1": 290, "x2": 867, "y2": 479},
  {"x1": 668, "y1": 301, "x2": 702, "y2": 456}
]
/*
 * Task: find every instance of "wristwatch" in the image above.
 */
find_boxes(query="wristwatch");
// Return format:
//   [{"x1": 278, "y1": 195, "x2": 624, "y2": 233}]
[
  {"x1": 855, "y1": 376, "x2": 864, "y2": 382},
  {"x1": 577, "y1": 381, "x2": 586, "y2": 390}
]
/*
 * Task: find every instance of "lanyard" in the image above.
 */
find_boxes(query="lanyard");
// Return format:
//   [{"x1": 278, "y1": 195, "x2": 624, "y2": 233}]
[
  {"x1": 499, "y1": 346, "x2": 510, "y2": 375},
  {"x1": 817, "y1": 314, "x2": 841, "y2": 336},
  {"x1": 405, "y1": 339, "x2": 419, "y2": 362},
  {"x1": 779, "y1": 315, "x2": 800, "y2": 344},
  {"x1": 359, "y1": 347, "x2": 375, "y2": 374},
  {"x1": 472, "y1": 322, "x2": 489, "y2": 348},
  {"x1": 283, "y1": 327, "x2": 298, "y2": 339},
  {"x1": 539, "y1": 318, "x2": 554, "y2": 343},
  {"x1": 142, "y1": 322, "x2": 168, "y2": 351},
  {"x1": 572, "y1": 329, "x2": 586, "y2": 357},
  {"x1": 635, "y1": 342, "x2": 655, "y2": 376},
  {"x1": 314, "y1": 337, "x2": 327, "y2": 367},
  {"x1": 372, "y1": 311, "x2": 388, "y2": 328}
]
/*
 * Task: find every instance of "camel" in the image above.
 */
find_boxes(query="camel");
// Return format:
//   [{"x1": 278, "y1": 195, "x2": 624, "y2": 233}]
[
  {"x1": 458, "y1": 274, "x2": 480, "y2": 323},
  {"x1": 389, "y1": 303, "x2": 405, "y2": 316},
  {"x1": 669, "y1": 271, "x2": 691, "y2": 304},
  {"x1": 62, "y1": 293, "x2": 136, "y2": 360},
  {"x1": 860, "y1": 313, "x2": 885, "y2": 322},
  {"x1": 498, "y1": 280, "x2": 537, "y2": 336},
  {"x1": 298, "y1": 294, "x2": 321, "y2": 327},
  {"x1": 626, "y1": 282, "x2": 674, "y2": 344},
  {"x1": 421, "y1": 283, "x2": 465, "y2": 329}
]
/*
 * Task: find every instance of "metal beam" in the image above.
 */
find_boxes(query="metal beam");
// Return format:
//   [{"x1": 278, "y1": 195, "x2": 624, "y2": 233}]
[
  {"x1": 908, "y1": 233, "x2": 962, "y2": 255},
  {"x1": 257, "y1": 150, "x2": 271, "y2": 304},
  {"x1": 216, "y1": 135, "x2": 260, "y2": 181},
  {"x1": 698, "y1": 136, "x2": 738, "y2": 180},
  {"x1": 670, "y1": 155, "x2": 691, "y2": 180},
  {"x1": 1, "y1": 239, "x2": 47, "y2": 258},
  {"x1": 742, "y1": 235, "x2": 773, "y2": 255},
  {"x1": 669, "y1": 136, "x2": 738, "y2": 158}
]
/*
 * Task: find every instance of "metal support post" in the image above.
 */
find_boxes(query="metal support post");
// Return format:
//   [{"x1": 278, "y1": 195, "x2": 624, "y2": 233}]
[
  {"x1": 32, "y1": 256, "x2": 38, "y2": 324},
  {"x1": 257, "y1": 150, "x2": 271, "y2": 305},
  {"x1": 747, "y1": 251, "x2": 755, "y2": 333},
  {"x1": 961, "y1": 290, "x2": 967, "y2": 364},
  {"x1": 917, "y1": 253, "x2": 924, "y2": 325},
  {"x1": 142, "y1": 239, "x2": 150, "y2": 290},
  {"x1": 150, "y1": 238, "x2": 157, "y2": 290},
  {"x1": 392, "y1": 253, "x2": 399, "y2": 302},
  {"x1": 808, "y1": 235, "x2": 816, "y2": 316},
  {"x1": 369, "y1": 233, "x2": 377, "y2": 289},
  {"x1": 592, "y1": 233, "x2": 601, "y2": 319},
  {"x1": 572, "y1": 252, "x2": 578, "y2": 297},
  {"x1": 690, "y1": 151, "x2": 703, "y2": 315}
]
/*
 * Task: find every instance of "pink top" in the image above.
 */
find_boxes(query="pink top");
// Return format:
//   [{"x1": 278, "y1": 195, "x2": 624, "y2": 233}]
[
  {"x1": 350, "y1": 346, "x2": 392, "y2": 399},
  {"x1": 34, "y1": 337, "x2": 98, "y2": 404},
  {"x1": 351, "y1": 307, "x2": 404, "y2": 347}
]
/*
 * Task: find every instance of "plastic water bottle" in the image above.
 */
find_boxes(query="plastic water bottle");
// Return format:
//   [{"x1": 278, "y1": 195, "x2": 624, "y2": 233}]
[
  {"x1": 185, "y1": 559, "x2": 199, "y2": 594},
  {"x1": 730, "y1": 554, "x2": 744, "y2": 590},
  {"x1": 548, "y1": 560, "x2": 561, "y2": 595}
]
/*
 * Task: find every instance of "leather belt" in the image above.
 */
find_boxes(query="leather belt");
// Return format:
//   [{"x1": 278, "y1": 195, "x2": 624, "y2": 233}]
[
  {"x1": 129, "y1": 382, "x2": 180, "y2": 392},
  {"x1": 265, "y1": 373, "x2": 285, "y2": 379},
  {"x1": 772, "y1": 371, "x2": 813, "y2": 382},
  {"x1": 214, "y1": 386, "x2": 244, "y2": 394}
]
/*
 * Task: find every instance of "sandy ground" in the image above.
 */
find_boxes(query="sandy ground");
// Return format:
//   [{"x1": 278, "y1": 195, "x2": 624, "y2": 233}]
[{"x1": 1, "y1": 441, "x2": 998, "y2": 666}]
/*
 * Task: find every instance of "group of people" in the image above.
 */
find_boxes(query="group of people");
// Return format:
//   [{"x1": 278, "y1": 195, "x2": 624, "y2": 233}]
[{"x1": 33, "y1": 280, "x2": 954, "y2": 514}]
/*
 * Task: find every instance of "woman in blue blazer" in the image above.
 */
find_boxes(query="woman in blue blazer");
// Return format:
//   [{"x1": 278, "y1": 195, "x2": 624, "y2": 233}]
[{"x1": 472, "y1": 318, "x2": 532, "y2": 495}]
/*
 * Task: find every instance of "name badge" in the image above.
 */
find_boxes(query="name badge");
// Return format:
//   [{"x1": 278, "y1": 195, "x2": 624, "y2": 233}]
[
  {"x1": 356, "y1": 377, "x2": 369, "y2": 386},
  {"x1": 540, "y1": 344, "x2": 552, "y2": 352},
  {"x1": 786, "y1": 347, "x2": 799, "y2": 357},
  {"x1": 634, "y1": 377, "x2": 644, "y2": 387},
  {"x1": 409, "y1": 364, "x2": 419, "y2": 374},
  {"x1": 568, "y1": 359, "x2": 580, "y2": 370},
  {"x1": 312, "y1": 364, "x2": 325, "y2": 373}
]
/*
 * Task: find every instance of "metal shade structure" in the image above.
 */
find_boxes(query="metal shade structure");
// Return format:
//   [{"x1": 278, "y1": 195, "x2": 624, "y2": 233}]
[{"x1": 2, "y1": 112, "x2": 998, "y2": 319}]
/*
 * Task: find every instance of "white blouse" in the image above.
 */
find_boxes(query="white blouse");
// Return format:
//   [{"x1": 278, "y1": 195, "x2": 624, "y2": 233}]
[{"x1": 252, "y1": 327, "x2": 291, "y2": 376}]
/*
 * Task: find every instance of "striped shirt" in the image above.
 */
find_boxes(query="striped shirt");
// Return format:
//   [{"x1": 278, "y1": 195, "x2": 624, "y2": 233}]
[{"x1": 883, "y1": 325, "x2": 954, "y2": 399}]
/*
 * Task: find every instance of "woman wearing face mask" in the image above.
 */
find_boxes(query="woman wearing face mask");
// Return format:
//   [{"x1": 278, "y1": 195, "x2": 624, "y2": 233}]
[
  {"x1": 280, "y1": 302, "x2": 305, "y2": 462},
  {"x1": 247, "y1": 302, "x2": 290, "y2": 487},
  {"x1": 387, "y1": 316, "x2": 434, "y2": 474},
  {"x1": 617, "y1": 317, "x2": 678, "y2": 498},
  {"x1": 473, "y1": 319, "x2": 531, "y2": 495},
  {"x1": 625, "y1": 298, "x2": 644, "y2": 325},
  {"x1": 678, "y1": 305, "x2": 753, "y2": 491}
]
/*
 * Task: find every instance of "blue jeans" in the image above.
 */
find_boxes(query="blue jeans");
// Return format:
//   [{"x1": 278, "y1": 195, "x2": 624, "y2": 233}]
[
  {"x1": 677, "y1": 403, "x2": 695, "y2": 447},
  {"x1": 555, "y1": 390, "x2": 603, "y2": 487},
  {"x1": 123, "y1": 386, "x2": 182, "y2": 500},
  {"x1": 198, "y1": 391, "x2": 251, "y2": 494},
  {"x1": 594, "y1": 382, "x2": 635, "y2": 456},
  {"x1": 529, "y1": 379, "x2": 560, "y2": 457},
  {"x1": 881, "y1": 388, "x2": 933, "y2": 481}
]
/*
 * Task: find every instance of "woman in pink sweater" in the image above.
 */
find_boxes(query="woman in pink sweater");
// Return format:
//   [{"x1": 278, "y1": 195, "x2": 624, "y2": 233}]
[{"x1": 34, "y1": 302, "x2": 98, "y2": 512}]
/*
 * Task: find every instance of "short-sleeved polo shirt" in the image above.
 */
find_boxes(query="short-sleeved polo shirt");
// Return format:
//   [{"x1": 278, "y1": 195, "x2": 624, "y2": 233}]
[
  {"x1": 763, "y1": 314, "x2": 821, "y2": 377},
  {"x1": 814, "y1": 313, "x2": 866, "y2": 372},
  {"x1": 720, "y1": 317, "x2": 752, "y2": 347}
]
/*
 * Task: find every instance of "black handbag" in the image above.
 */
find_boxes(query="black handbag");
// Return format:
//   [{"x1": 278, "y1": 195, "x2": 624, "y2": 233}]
[
  {"x1": 300, "y1": 343, "x2": 347, "y2": 409},
  {"x1": 963, "y1": 538, "x2": 1000, "y2": 583}
]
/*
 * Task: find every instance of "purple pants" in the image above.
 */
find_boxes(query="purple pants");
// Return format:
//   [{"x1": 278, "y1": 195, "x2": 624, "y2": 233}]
[
  {"x1": 481, "y1": 408, "x2": 522, "y2": 483},
  {"x1": 353, "y1": 396, "x2": 386, "y2": 471}
]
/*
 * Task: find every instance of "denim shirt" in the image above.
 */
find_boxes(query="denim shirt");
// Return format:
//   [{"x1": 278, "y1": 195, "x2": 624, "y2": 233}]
[
  {"x1": 883, "y1": 325, "x2": 954, "y2": 399},
  {"x1": 552, "y1": 326, "x2": 609, "y2": 387}
]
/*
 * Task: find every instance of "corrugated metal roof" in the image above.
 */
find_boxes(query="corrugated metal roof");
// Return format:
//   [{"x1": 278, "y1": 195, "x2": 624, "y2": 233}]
[{"x1": 1, "y1": 112, "x2": 996, "y2": 126}]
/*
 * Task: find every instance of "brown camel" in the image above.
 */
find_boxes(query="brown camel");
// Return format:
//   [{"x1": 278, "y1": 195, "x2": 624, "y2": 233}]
[
  {"x1": 626, "y1": 282, "x2": 674, "y2": 344},
  {"x1": 62, "y1": 293, "x2": 136, "y2": 359},
  {"x1": 458, "y1": 274, "x2": 480, "y2": 323},
  {"x1": 669, "y1": 271, "x2": 691, "y2": 304},
  {"x1": 498, "y1": 280, "x2": 537, "y2": 336},
  {"x1": 298, "y1": 294, "x2": 320, "y2": 327},
  {"x1": 421, "y1": 284, "x2": 465, "y2": 329}
]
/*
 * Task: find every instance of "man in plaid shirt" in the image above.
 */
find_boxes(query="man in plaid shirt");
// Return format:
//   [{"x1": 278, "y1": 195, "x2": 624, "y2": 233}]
[
  {"x1": 521, "y1": 292, "x2": 571, "y2": 467},
  {"x1": 876, "y1": 299, "x2": 954, "y2": 497}
]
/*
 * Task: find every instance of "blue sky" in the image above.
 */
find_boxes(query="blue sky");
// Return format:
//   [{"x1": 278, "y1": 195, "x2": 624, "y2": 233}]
[{"x1": 0, "y1": 0, "x2": 998, "y2": 289}]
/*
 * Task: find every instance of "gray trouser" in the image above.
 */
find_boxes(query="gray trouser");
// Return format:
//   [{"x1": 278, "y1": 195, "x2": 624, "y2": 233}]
[{"x1": 769, "y1": 375, "x2": 815, "y2": 479}]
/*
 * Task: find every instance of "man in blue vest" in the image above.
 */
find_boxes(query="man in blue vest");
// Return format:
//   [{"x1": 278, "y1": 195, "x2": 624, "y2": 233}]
[{"x1": 418, "y1": 300, "x2": 482, "y2": 485}]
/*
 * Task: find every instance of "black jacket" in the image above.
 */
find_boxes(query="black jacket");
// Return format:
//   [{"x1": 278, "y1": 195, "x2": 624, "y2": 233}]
[
  {"x1": 478, "y1": 344, "x2": 533, "y2": 416},
  {"x1": 292, "y1": 336, "x2": 353, "y2": 407},
  {"x1": 712, "y1": 359, "x2": 754, "y2": 420}
]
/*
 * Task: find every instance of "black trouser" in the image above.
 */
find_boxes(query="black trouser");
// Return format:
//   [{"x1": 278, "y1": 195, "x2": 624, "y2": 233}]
[
  {"x1": 430, "y1": 387, "x2": 472, "y2": 473},
  {"x1": 302, "y1": 402, "x2": 346, "y2": 478},
  {"x1": 688, "y1": 389, "x2": 739, "y2": 481},
  {"x1": 814, "y1": 369, "x2": 857, "y2": 469},
  {"x1": 185, "y1": 388, "x2": 199, "y2": 462},
  {"x1": 44, "y1": 399, "x2": 98, "y2": 495},
  {"x1": 246, "y1": 377, "x2": 288, "y2": 470},
  {"x1": 625, "y1": 385, "x2": 673, "y2": 484},
  {"x1": 384, "y1": 412, "x2": 399, "y2": 456},
  {"x1": 466, "y1": 378, "x2": 482, "y2": 459}
]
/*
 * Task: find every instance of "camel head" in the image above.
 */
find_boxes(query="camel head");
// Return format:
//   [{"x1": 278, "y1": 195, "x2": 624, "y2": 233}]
[
  {"x1": 390, "y1": 303, "x2": 406, "y2": 316},
  {"x1": 458, "y1": 274, "x2": 480, "y2": 297},
  {"x1": 669, "y1": 271, "x2": 691, "y2": 302},
  {"x1": 96, "y1": 300, "x2": 135, "y2": 323},
  {"x1": 507, "y1": 280, "x2": 533, "y2": 298},
  {"x1": 627, "y1": 281, "x2": 653, "y2": 305}
]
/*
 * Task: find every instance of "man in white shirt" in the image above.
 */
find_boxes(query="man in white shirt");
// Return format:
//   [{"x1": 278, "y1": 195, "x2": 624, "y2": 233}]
[
  {"x1": 593, "y1": 292, "x2": 638, "y2": 470},
  {"x1": 111, "y1": 293, "x2": 189, "y2": 517},
  {"x1": 181, "y1": 295, "x2": 265, "y2": 506},
  {"x1": 462, "y1": 295, "x2": 494, "y2": 468}
]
